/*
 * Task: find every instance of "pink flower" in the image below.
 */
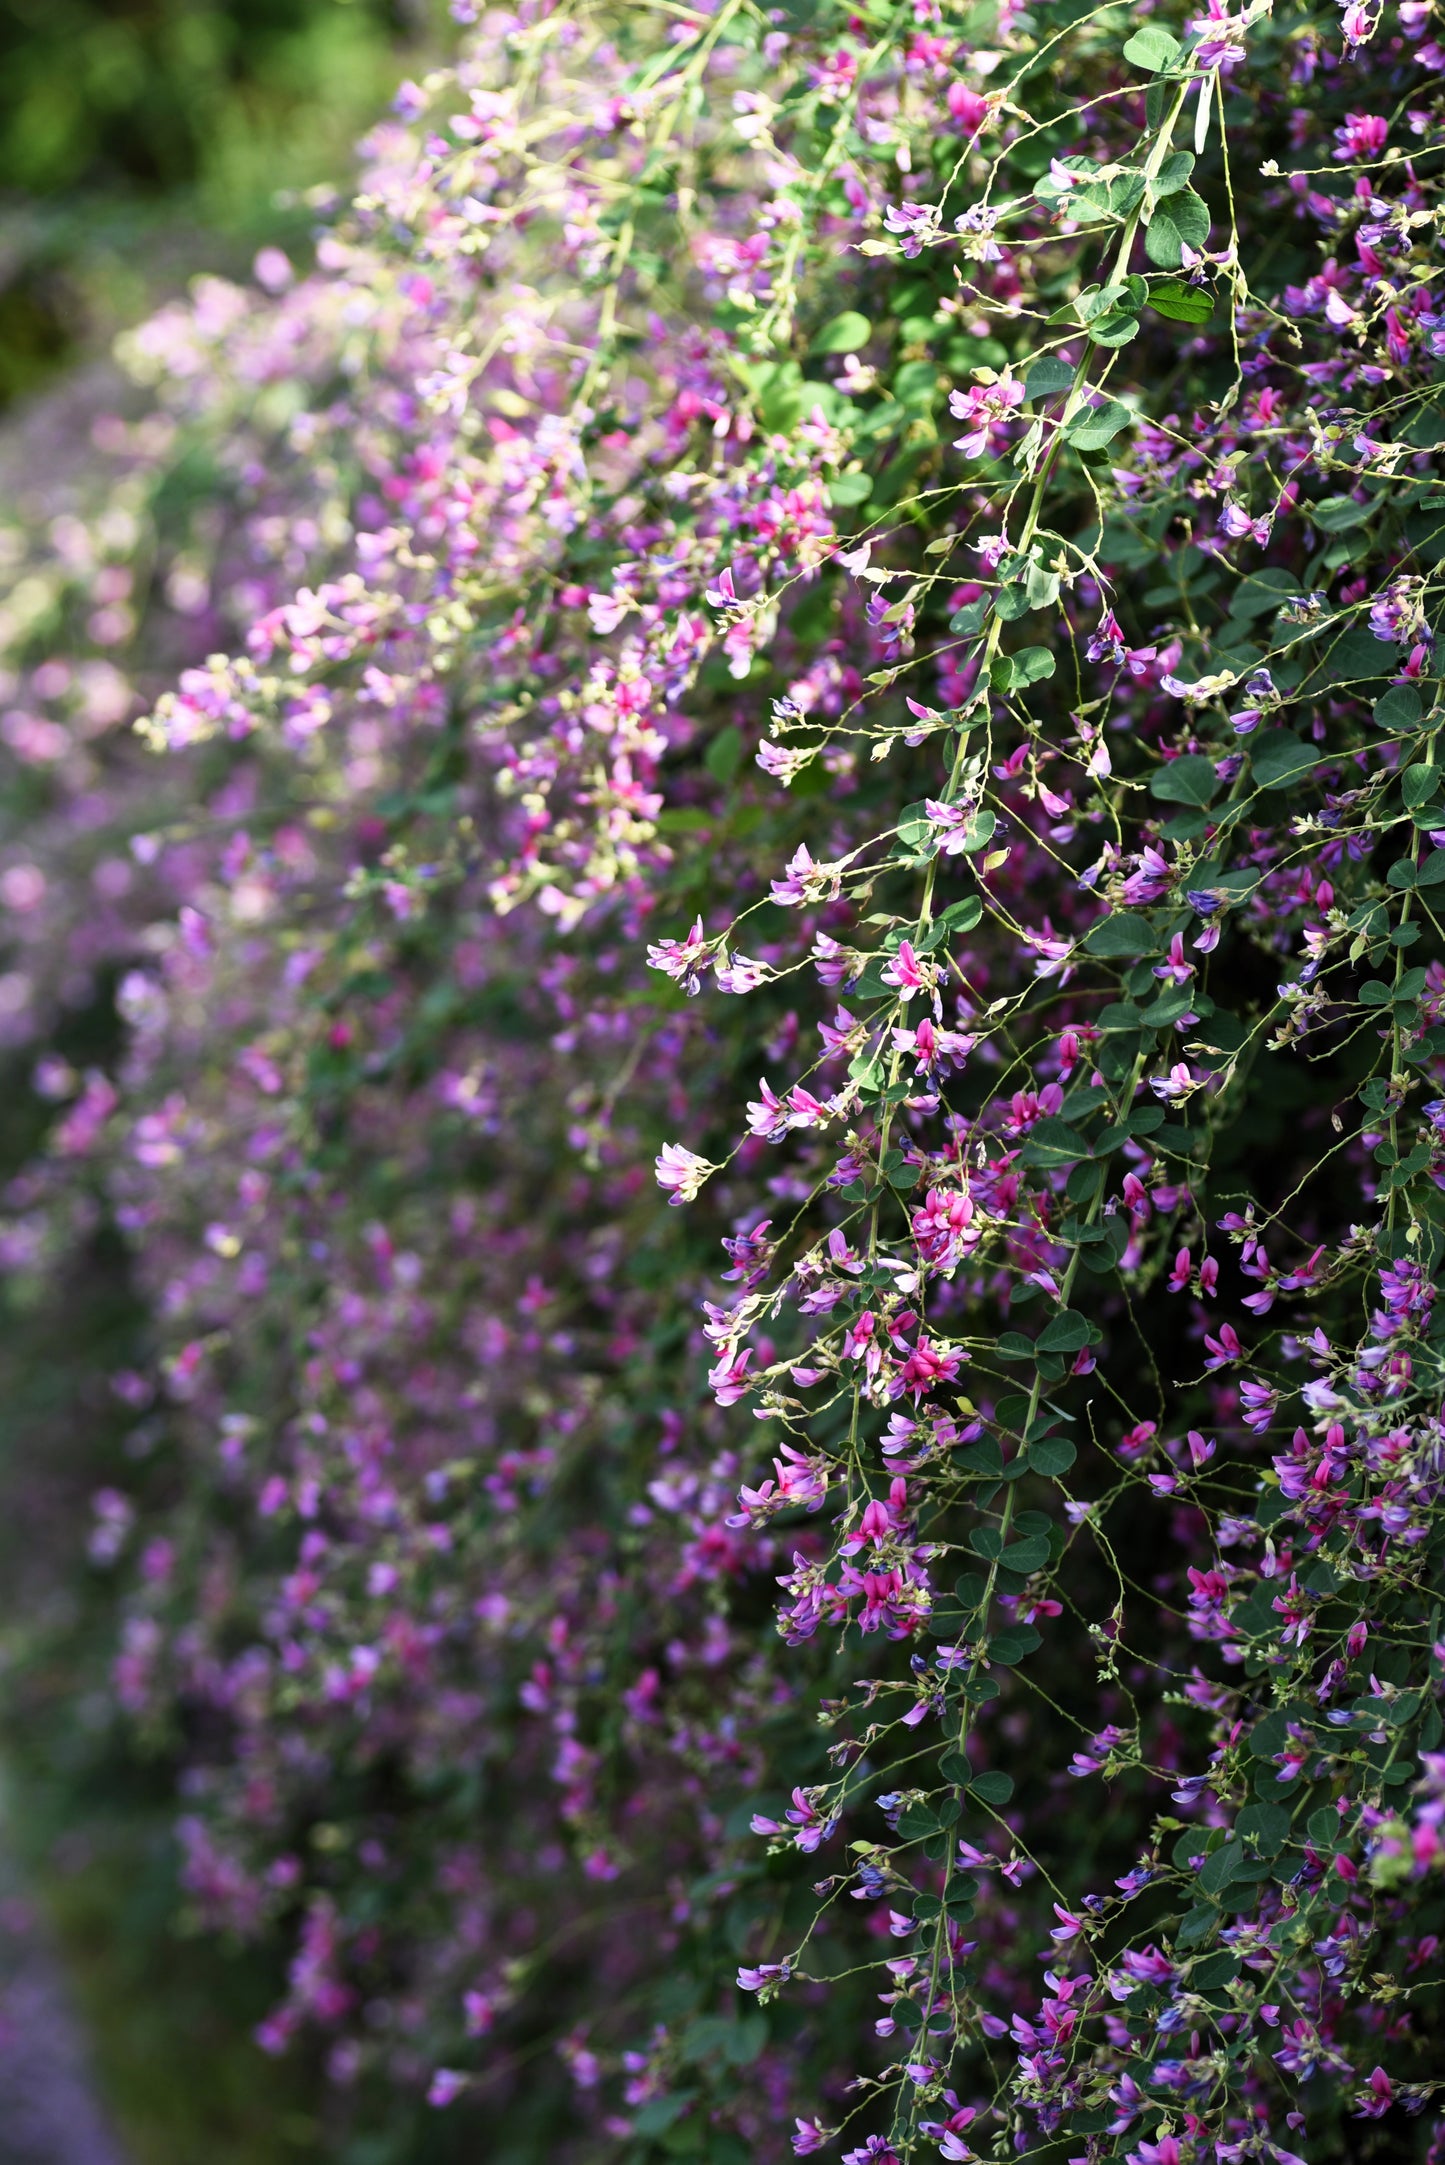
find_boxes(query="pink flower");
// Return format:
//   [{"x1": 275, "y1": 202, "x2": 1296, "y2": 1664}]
[
  {"x1": 1334, "y1": 113, "x2": 1387, "y2": 160},
  {"x1": 880, "y1": 939, "x2": 934, "y2": 998},
  {"x1": 946, "y1": 82, "x2": 992, "y2": 132},
  {"x1": 948, "y1": 373, "x2": 1025, "y2": 459},
  {"x1": 1353, "y1": 2067, "x2": 1394, "y2": 2119},
  {"x1": 646, "y1": 915, "x2": 710, "y2": 993},
  {"x1": 655, "y1": 1143, "x2": 716, "y2": 1205},
  {"x1": 1150, "y1": 1062, "x2": 1200, "y2": 1102}
]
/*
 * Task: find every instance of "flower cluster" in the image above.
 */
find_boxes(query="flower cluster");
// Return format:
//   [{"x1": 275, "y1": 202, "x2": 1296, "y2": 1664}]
[{"x1": 3, "y1": 0, "x2": 1445, "y2": 2158}]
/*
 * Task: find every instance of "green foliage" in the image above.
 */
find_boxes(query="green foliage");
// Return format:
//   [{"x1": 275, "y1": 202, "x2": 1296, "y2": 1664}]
[{"x1": 0, "y1": 0, "x2": 434, "y2": 408}]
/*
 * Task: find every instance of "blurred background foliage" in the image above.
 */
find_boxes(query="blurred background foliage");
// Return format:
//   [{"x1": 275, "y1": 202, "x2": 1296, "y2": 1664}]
[
  {"x1": 0, "y1": 0, "x2": 430, "y2": 409},
  {"x1": 0, "y1": 3, "x2": 455, "y2": 2158}
]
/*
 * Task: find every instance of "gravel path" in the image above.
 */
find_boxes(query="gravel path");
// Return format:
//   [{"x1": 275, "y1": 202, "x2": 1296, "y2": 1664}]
[{"x1": 0, "y1": 1841, "x2": 126, "y2": 2165}]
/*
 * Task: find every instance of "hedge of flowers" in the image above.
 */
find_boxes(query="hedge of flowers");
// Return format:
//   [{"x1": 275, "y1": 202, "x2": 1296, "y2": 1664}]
[{"x1": 2, "y1": 0, "x2": 1444, "y2": 2158}]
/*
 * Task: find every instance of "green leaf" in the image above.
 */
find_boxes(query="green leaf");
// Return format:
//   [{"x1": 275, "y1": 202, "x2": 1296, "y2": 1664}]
[
  {"x1": 1019, "y1": 1116, "x2": 1090, "y2": 1166},
  {"x1": 959, "y1": 1437, "x2": 1003, "y2": 1476},
  {"x1": 991, "y1": 647, "x2": 1056, "y2": 692},
  {"x1": 989, "y1": 1623, "x2": 1043, "y2": 1664},
  {"x1": 1024, "y1": 356, "x2": 1076, "y2": 400},
  {"x1": 1144, "y1": 187, "x2": 1210, "y2": 269},
  {"x1": 1149, "y1": 753, "x2": 1219, "y2": 806},
  {"x1": 940, "y1": 1750, "x2": 974, "y2": 1785},
  {"x1": 1252, "y1": 735, "x2": 1319, "y2": 791},
  {"x1": 1249, "y1": 1710, "x2": 1288, "y2": 1760},
  {"x1": 1375, "y1": 685, "x2": 1424, "y2": 732},
  {"x1": 1153, "y1": 150, "x2": 1196, "y2": 193},
  {"x1": 1027, "y1": 1435, "x2": 1077, "y2": 1477},
  {"x1": 705, "y1": 725, "x2": 743, "y2": 784},
  {"x1": 1036, "y1": 1308, "x2": 1090, "y2": 1354},
  {"x1": 1198, "y1": 1838, "x2": 1248, "y2": 1895},
  {"x1": 1237, "y1": 1802, "x2": 1290, "y2": 1854},
  {"x1": 632, "y1": 2096, "x2": 692, "y2": 2137},
  {"x1": 745, "y1": 358, "x2": 807, "y2": 432},
  {"x1": 810, "y1": 310, "x2": 871, "y2": 354},
  {"x1": 936, "y1": 895, "x2": 984, "y2": 936},
  {"x1": 892, "y1": 359, "x2": 941, "y2": 409},
  {"x1": 1403, "y1": 763, "x2": 1440, "y2": 807},
  {"x1": 1312, "y1": 495, "x2": 1371, "y2": 533},
  {"x1": 1122, "y1": 23, "x2": 1182, "y2": 68},
  {"x1": 1191, "y1": 1951, "x2": 1240, "y2": 1990},
  {"x1": 969, "y1": 1770, "x2": 1014, "y2": 1808},
  {"x1": 1065, "y1": 397, "x2": 1133, "y2": 450},
  {"x1": 1177, "y1": 1904, "x2": 1217, "y2": 1949},
  {"x1": 1320, "y1": 628, "x2": 1395, "y2": 687},
  {"x1": 1228, "y1": 568, "x2": 1298, "y2": 621},
  {"x1": 949, "y1": 598, "x2": 988, "y2": 636},
  {"x1": 1083, "y1": 911, "x2": 1156, "y2": 957},
  {"x1": 1000, "y1": 1536, "x2": 1050, "y2": 1572},
  {"x1": 994, "y1": 584, "x2": 1035, "y2": 622},
  {"x1": 828, "y1": 470, "x2": 874, "y2": 506},
  {"x1": 1081, "y1": 173, "x2": 1148, "y2": 219},
  {"x1": 1026, "y1": 562, "x2": 1061, "y2": 610},
  {"x1": 1148, "y1": 277, "x2": 1214, "y2": 323},
  {"x1": 1087, "y1": 313, "x2": 1140, "y2": 349}
]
